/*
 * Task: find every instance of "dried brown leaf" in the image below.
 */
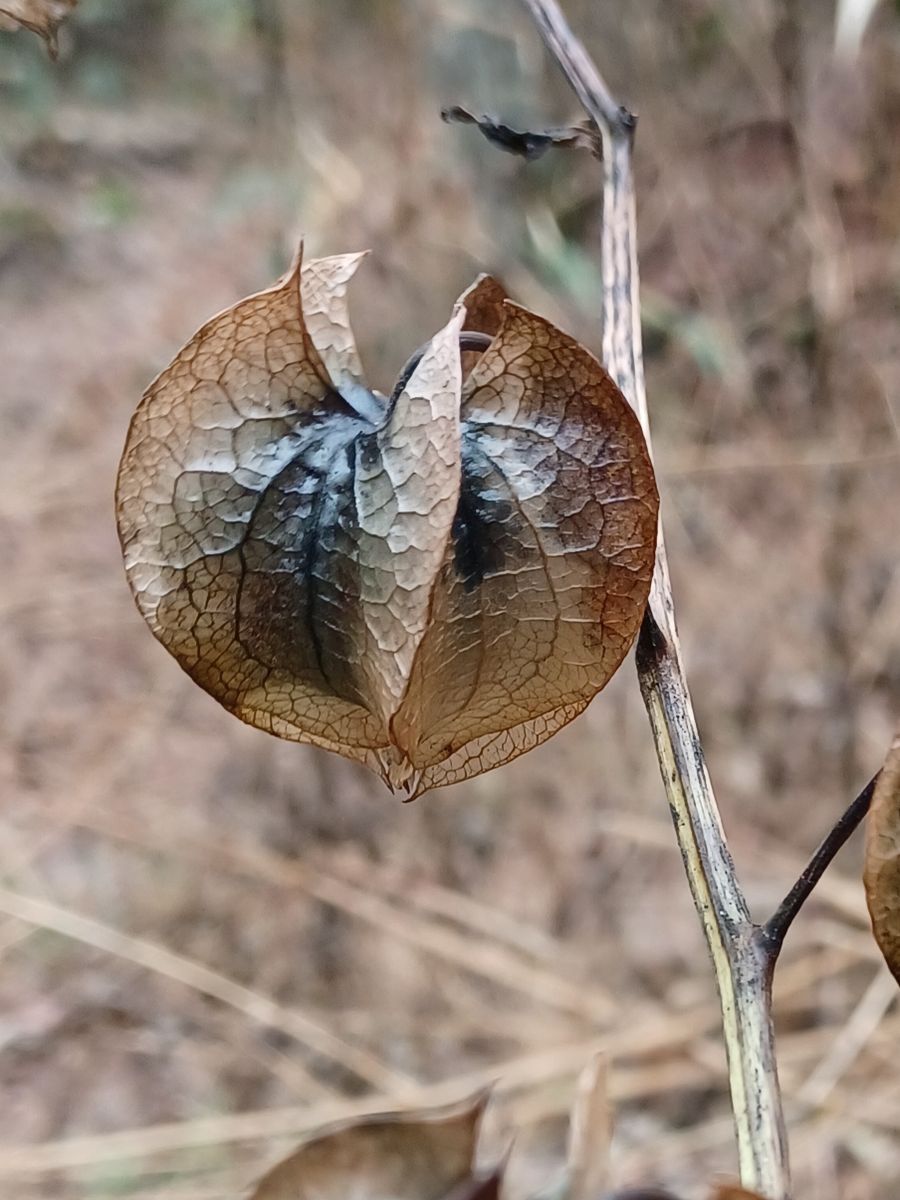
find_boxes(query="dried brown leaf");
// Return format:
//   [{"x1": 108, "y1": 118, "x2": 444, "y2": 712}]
[
  {"x1": 116, "y1": 246, "x2": 658, "y2": 798},
  {"x1": 458, "y1": 275, "x2": 508, "y2": 339},
  {"x1": 863, "y1": 730, "x2": 900, "y2": 983},
  {"x1": 0, "y1": 0, "x2": 76, "y2": 58},
  {"x1": 248, "y1": 1092, "x2": 488, "y2": 1199},
  {"x1": 399, "y1": 294, "x2": 658, "y2": 796},
  {"x1": 459, "y1": 274, "x2": 508, "y2": 379},
  {"x1": 442, "y1": 106, "x2": 601, "y2": 160}
]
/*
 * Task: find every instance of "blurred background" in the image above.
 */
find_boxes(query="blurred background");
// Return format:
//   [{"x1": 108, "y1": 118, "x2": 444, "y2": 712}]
[{"x1": 1, "y1": 1, "x2": 899, "y2": 1196}]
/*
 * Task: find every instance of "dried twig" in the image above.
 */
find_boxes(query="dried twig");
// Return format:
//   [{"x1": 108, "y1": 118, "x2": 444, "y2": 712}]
[
  {"x1": 515, "y1": 2, "x2": 791, "y2": 1195},
  {"x1": 762, "y1": 775, "x2": 877, "y2": 961}
]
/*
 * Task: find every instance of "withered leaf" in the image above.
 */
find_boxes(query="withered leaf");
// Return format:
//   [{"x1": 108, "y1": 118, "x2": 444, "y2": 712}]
[
  {"x1": 0, "y1": 0, "x2": 76, "y2": 58},
  {"x1": 442, "y1": 106, "x2": 601, "y2": 160},
  {"x1": 863, "y1": 730, "x2": 900, "y2": 983},
  {"x1": 248, "y1": 1092, "x2": 488, "y2": 1199},
  {"x1": 116, "y1": 247, "x2": 659, "y2": 798}
]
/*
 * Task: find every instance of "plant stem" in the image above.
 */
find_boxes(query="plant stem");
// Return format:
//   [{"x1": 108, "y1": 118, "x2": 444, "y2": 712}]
[
  {"x1": 635, "y1": 617, "x2": 788, "y2": 1199},
  {"x1": 518, "y1": 2, "x2": 791, "y2": 1195},
  {"x1": 762, "y1": 775, "x2": 877, "y2": 963}
]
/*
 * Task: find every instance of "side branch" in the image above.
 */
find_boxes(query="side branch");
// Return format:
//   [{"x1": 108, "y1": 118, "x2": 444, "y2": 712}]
[
  {"x1": 762, "y1": 774, "x2": 877, "y2": 963},
  {"x1": 517, "y1": 2, "x2": 790, "y2": 1196}
]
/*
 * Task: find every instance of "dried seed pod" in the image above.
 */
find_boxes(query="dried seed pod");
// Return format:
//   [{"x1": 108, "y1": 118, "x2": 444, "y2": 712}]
[{"x1": 116, "y1": 247, "x2": 659, "y2": 798}]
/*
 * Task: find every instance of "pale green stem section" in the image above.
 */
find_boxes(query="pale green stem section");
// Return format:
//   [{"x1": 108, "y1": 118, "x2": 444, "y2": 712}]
[{"x1": 519, "y1": 1, "x2": 791, "y2": 1195}]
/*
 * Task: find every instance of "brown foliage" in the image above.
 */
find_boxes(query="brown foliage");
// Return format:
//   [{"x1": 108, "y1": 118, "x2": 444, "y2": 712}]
[
  {"x1": 248, "y1": 1092, "x2": 491, "y2": 1199},
  {"x1": 441, "y1": 107, "x2": 601, "y2": 161},
  {"x1": 6, "y1": 4, "x2": 898, "y2": 1195},
  {"x1": 116, "y1": 248, "x2": 658, "y2": 799}
]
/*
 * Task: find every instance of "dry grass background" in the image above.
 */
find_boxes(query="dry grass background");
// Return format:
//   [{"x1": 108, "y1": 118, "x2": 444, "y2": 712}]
[{"x1": 1, "y1": 1, "x2": 899, "y2": 1196}]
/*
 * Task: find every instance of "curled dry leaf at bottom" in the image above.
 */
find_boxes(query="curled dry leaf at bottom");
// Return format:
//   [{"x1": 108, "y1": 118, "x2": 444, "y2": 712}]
[
  {"x1": 863, "y1": 729, "x2": 900, "y2": 983},
  {"x1": 116, "y1": 246, "x2": 659, "y2": 798},
  {"x1": 247, "y1": 1091, "x2": 491, "y2": 1199}
]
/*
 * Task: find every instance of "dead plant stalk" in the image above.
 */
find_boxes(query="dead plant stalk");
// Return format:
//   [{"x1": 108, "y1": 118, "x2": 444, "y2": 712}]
[{"x1": 517, "y1": 1, "x2": 791, "y2": 1195}]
